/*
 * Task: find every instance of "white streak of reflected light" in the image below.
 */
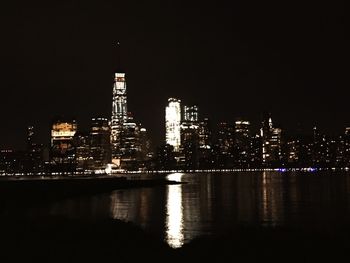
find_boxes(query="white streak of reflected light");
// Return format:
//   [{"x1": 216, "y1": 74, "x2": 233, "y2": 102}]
[{"x1": 165, "y1": 173, "x2": 184, "y2": 248}]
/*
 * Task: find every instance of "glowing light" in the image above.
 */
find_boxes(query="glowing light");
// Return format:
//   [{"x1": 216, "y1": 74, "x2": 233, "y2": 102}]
[
  {"x1": 105, "y1": 164, "x2": 113, "y2": 174},
  {"x1": 165, "y1": 173, "x2": 184, "y2": 248},
  {"x1": 165, "y1": 98, "x2": 181, "y2": 152}
]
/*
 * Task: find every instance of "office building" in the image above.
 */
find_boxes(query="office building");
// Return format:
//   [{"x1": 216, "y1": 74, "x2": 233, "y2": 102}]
[
  {"x1": 165, "y1": 98, "x2": 181, "y2": 152},
  {"x1": 111, "y1": 72, "x2": 128, "y2": 163},
  {"x1": 50, "y1": 117, "x2": 77, "y2": 171},
  {"x1": 260, "y1": 113, "x2": 282, "y2": 166},
  {"x1": 90, "y1": 117, "x2": 111, "y2": 170},
  {"x1": 234, "y1": 120, "x2": 251, "y2": 167},
  {"x1": 183, "y1": 105, "x2": 199, "y2": 123}
]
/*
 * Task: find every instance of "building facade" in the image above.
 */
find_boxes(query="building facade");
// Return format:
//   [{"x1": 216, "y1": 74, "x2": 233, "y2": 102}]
[
  {"x1": 111, "y1": 72, "x2": 128, "y2": 164},
  {"x1": 50, "y1": 117, "x2": 77, "y2": 171},
  {"x1": 261, "y1": 114, "x2": 282, "y2": 166},
  {"x1": 90, "y1": 117, "x2": 111, "y2": 170},
  {"x1": 234, "y1": 120, "x2": 251, "y2": 167},
  {"x1": 165, "y1": 98, "x2": 181, "y2": 152}
]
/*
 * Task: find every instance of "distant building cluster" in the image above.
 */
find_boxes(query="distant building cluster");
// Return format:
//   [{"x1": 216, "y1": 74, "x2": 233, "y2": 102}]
[
  {"x1": 0, "y1": 71, "x2": 152, "y2": 174},
  {"x1": 1, "y1": 70, "x2": 350, "y2": 174},
  {"x1": 157, "y1": 98, "x2": 350, "y2": 170}
]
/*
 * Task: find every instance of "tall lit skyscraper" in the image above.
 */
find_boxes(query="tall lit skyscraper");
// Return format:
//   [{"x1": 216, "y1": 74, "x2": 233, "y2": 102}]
[
  {"x1": 260, "y1": 113, "x2": 282, "y2": 165},
  {"x1": 180, "y1": 105, "x2": 200, "y2": 168},
  {"x1": 111, "y1": 72, "x2": 128, "y2": 163},
  {"x1": 181, "y1": 104, "x2": 199, "y2": 146},
  {"x1": 234, "y1": 120, "x2": 251, "y2": 166},
  {"x1": 166, "y1": 98, "x2": 181, "y2": 152}
]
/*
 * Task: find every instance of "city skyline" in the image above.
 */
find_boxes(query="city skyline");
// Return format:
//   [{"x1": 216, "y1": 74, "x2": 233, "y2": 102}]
[
  {"x1": 0, "y1": 1, "x2": 347, "y2": 150},
  {"x1": 1, "y1": 71, "x2": 350, "y2": 174},
  {"x1": 1, "y1": 81, "x2": 350, "y2": 151},
  {"x1": 0, "y1": 2, "x2": 348, "y2": 261}
]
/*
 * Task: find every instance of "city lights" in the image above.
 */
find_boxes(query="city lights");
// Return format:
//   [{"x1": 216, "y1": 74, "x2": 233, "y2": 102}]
[
  {"x1": 1, "y1": 70, "x2": 350, "y2": 175},
  {"x1": 165, "y1": 98, "x2": 182, "y2": 152}
]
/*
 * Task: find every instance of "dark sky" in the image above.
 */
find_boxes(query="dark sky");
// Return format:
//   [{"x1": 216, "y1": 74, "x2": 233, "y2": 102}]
[{"x1": 0, "y1": 0, "x2": 347, "y2": 149}]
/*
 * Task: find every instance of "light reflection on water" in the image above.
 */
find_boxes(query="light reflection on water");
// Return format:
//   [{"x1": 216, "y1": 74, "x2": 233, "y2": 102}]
[
  {"x1": 165, "y1": 173, "x2": 184, "y2": 248},
  {"x1": 13, "y1": 171, "x2": 350, "y2": 248}
]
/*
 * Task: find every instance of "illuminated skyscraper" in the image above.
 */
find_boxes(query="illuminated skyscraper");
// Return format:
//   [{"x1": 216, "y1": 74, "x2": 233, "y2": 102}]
[
  {"x1": 216, "y1": 122, "x2": 235, "y2": 167},
  {"x1": 183, "y1": 105, "x2": 199, "y2": 123},
  {"x1": 260, "y1": 113, "x2": 282, "y2": 166},
  {"x1": 111, "y1": 72, "x2": 128, "y2": 163},
  {"x1": 234, "y1": 120, "x2": 251, "y2": 167},
  {"x1": 50, "y1": 117, "x2": 77, "y2": 171},
  {"x1": 181, "y1": 104, "x2": 199, "y2": 145},
  {"x1": 90, "y1": 117, "x2": 111, "y2": 170},
  {"x1": 180, "y1": 105, "x2": 200, "y2": 168},
  {"x1": 120, "y1": 114, "x2": 141, "y2": 166},
  {"x1": 166, "y1": 98, "x2": 181, "y2": 152}
]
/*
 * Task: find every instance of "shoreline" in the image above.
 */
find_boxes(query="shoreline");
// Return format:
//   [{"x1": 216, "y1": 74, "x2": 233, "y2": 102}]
[{"x1": 1, "y1": 166, "x2": 350, "y2": 177}]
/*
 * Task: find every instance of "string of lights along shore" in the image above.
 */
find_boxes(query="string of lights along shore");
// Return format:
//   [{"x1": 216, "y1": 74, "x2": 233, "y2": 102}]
[{"x1": 1, "y1": 54, "x2": 350, "y2": 174}]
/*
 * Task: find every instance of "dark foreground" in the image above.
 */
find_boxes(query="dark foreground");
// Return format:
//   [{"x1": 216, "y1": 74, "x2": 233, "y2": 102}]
[{"x1": 1, "y1": 217, "x2": 349, "y2": 263}]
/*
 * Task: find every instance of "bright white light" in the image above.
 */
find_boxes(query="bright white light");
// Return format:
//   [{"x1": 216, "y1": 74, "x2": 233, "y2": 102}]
[
  {"x1": 105, "y1": 164, "x2": 113, "y2": 174},
  {"x1": 165, "y1": 98, "x2": 181, "y2": 151},
  {"x1": 165, "y1": 173, "x2": 184, "y2": 248}
]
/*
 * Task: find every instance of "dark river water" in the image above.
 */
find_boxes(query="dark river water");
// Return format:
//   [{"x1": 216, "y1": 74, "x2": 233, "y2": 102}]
[{"x1": 13, "y1": 172, "x2": 350, "y2": 248}]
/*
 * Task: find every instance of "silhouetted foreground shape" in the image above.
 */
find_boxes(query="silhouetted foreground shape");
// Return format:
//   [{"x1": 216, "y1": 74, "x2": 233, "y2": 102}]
[
  {"x1": 0, "y1": 217, "x2": 173, "y2": 262},
  {"x1": 1, "y1": 217, "x2": 350, "y2": 263}
]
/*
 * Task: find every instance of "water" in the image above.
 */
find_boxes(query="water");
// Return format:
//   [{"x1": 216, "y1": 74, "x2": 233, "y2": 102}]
[{"x1": 9, "y1": 171, "x2": 350, "y2": 248}]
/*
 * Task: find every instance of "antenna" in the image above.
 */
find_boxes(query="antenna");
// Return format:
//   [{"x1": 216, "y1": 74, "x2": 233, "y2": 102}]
[{"x1": 115, "y1": 41, "x2": 122, "y2": 72}]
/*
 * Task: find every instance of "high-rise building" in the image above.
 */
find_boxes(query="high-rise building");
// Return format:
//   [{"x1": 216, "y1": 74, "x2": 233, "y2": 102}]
[
  {"x1": 250, "y1": 134, "x2": 262, "y2": 167},
  {"x1": 260, "y1": 113, "x2": 282, "y2": 166},
  {"x1": 216, "y1": 122, "x2": 235, "y2": 168},
  {"x1": 25, "y1": 126, "x2": 44, "y2": 172},
  {"x1": 198, "y1": 118, "x2": 211, "y2": 150},
  {"x1": 234, "y1": 120, "x2": 251, "y2": 167},
  {"x1": 181, "y1": 105, "x2": 199, "y2": 146},
  {"x1": 111, "y1": 72, "x2": 128, "y2": 163},
  {"x1": 90, "y1": 117, "x2": 111, "y2": 170},
  {"x1": 183, "y1": 105, "x2": 199, "y2": 123},
  {"x1": 139, "y1": 127, "x2": 153, "y2": 165},
  {"x1": 50, "y1": 117, "x2": 77, "y2": 171},
  {"x1": 311, "y1": 126, "x2": 330, "y2": 167},
  {"x1": 197, "y1": 118, "x2": 212, "y2": 169},
  {"x1": 119, "y1": 114, "x2": 142, "y2": 168},
  {"x1": 286, "y1": 138, "x2": 300, "y2": 164},
  {"x1": 180, "y1": 105, "x2": 200, "y2": 169},
  {"x1": 165, "y1": 98, "x2": 181, "y2": 152},
  {"x1": 217, "y1": 122, "x2": 235, "y2": 155},
  {"x1": 74, "y1": 131, "x2": 90, "y2": 171}
]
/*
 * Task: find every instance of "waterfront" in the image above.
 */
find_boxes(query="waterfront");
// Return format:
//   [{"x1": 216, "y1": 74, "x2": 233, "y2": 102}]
[{"x1": 3, "y1": 171, "x2": 350, "y2": 248}]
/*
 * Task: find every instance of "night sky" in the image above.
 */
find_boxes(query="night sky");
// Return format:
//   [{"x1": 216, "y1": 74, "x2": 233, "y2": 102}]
[{"x1": 0, "y1": 0, "x2": 347, "y2": 149}]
